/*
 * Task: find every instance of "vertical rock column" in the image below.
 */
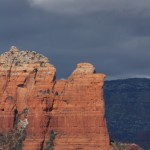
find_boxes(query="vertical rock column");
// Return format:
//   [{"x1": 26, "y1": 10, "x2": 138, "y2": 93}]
[
  {"x1": 22, "y1": 65, "x2": 56, "y2": 150},
  {"x1": 0, "y1": 47, "x2": 57, "y2": 150},
  {"x1": 50, "y1": 63, "x2": 112, "y2": 150}
]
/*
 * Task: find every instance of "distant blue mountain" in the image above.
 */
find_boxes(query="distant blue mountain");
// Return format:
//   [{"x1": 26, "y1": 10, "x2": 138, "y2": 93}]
[{"x1": 104, "y1": 78, "x2": 150, "y2": 150}]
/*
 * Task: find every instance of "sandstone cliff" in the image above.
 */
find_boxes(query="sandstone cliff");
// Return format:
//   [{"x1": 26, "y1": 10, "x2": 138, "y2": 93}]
[{"x1": 0, "y1": 46, "x2": 112, "y2": 150}]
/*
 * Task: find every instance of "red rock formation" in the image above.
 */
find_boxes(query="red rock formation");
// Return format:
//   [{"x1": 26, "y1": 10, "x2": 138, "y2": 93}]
[
  {"x1": 0, "y1": 47, "x2": 113, "y2": 150},
  {"x1": 0, "y1": 46, "x2": 56, "y2": 150},
  {"x1": 50, "y1": 63, "x2": 112, "y2": 150}
]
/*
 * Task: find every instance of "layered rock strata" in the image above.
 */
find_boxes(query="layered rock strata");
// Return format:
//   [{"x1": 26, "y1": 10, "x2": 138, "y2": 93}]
[
  {"x1": 51, "y1": 64, "x2": 111, "y2": 150},
  {"x1": 0, "y1": 46, "x2": 112, "y2": 150}
]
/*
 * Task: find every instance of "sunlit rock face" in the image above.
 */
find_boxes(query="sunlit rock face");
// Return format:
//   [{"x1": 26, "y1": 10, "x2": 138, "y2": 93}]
[
  {"x1": 0, "y1": 46, "x2": 112, "y2": 150},
  {"x1": 51, "y1": 63, "x2": 112, "y2": 150},
  {"x1": 0, "y1": 46, "x2": 56, "y2": 150}
]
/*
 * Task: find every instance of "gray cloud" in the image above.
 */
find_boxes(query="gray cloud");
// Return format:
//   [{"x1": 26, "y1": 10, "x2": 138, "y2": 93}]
[
  {"x1": 27, "y1": 0, "x2": 150, "y2": 16},
  {"x1": 0, "y1": 0, "x2": 150, "y2": 80}
]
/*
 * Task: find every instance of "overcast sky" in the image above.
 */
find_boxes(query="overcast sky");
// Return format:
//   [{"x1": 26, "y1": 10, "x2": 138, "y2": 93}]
[{"x1": 1, "y1": 0, "x2": 150, "y2": 80}]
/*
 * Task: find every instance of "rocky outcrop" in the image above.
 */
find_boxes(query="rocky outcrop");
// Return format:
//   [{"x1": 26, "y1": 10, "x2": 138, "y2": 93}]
[
  {"x1": 50, "y1": 63, "x2": 111, "y2": 150},
  {"x1": 0, "y1": 46, "x2": 112, "y2": 150},
  {"x1": 110, "y1": 140, "x2": 143, "y2": 150},
  {"x1": 123, "y1": 144, "x2": 144, "y2": 150}
]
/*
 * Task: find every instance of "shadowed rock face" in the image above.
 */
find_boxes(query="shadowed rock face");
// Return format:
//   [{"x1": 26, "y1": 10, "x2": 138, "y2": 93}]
[{"x1": 0, "y1": 47, "x2": 112, "y2": 150}]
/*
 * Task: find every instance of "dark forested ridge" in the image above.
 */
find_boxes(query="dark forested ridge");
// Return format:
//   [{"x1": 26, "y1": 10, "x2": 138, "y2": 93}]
[{"x1": 104, "y1": 78, "x2": 150, "y2": 150}]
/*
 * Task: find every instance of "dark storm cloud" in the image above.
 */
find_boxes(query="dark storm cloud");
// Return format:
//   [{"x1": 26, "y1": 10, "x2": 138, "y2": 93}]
[{"x1": 1, "y1": 0, "x2": 150, "y2": 79}]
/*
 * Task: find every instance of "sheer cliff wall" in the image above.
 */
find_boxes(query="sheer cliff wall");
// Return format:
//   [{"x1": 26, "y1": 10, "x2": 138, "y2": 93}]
[{"x1": 0, "y1": 47, "x2": 112, "y2": 150}]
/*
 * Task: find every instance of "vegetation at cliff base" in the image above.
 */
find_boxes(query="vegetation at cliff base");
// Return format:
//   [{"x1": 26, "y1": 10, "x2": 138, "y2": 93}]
[{"x1": 0, "y1": 108, "x2": 29, "y2": 150}]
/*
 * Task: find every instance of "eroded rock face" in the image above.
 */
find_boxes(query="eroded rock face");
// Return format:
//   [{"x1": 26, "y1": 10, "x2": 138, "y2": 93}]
[
  {"x1": 50, "y1": 63, "x2": 112, "y2": 150},
  {"x1": 0, "y1": 46, "x2": 56, "y2": 150},
  {"x1": 0, "y1": 47, "x2": 112, "y2": 150}
]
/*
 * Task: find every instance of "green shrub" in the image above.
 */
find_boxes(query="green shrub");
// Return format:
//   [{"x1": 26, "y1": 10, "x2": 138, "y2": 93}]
[{"x1": 44, "y1": 130, "x2": 57, "y2": 150}]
